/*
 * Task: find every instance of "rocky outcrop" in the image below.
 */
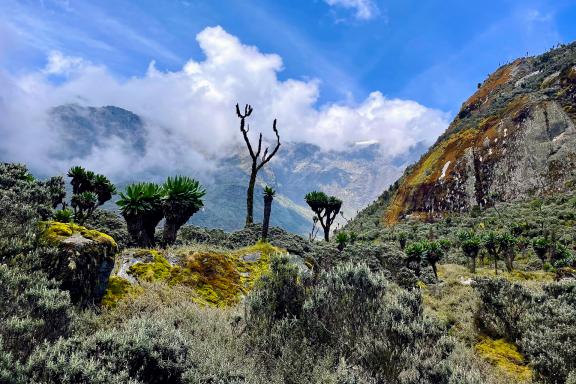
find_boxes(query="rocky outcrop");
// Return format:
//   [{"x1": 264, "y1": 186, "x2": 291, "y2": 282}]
[
  {"x1": 40, "y1": 221, "x2": 117, "y2": 306},
  {"x1": 382, "y1": 43, "x2": 576, "y2": 224}
]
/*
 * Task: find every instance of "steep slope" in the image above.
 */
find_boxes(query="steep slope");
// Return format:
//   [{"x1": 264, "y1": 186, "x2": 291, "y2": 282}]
[{"x1": 361, "y1": 42, "x2": 576, "y2": 225}]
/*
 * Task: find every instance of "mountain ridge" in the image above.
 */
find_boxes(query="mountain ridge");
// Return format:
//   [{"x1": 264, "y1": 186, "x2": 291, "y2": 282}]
[{"x1": 350, "y1": 41, "x2": 576, "y2": 228}]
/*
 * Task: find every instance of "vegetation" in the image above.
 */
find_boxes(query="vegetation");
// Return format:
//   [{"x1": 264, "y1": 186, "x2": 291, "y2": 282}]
[
  {"x1": 162, "y1": 176, "x2": 206, "y2": 245},
  {"x1": 2, "y1": 154, "x2": 576, "y2": 383},
  {"x1": 66, "y1": 166, "x2": 116, "y2": 224},
  {"x1": 117, "y1": 176, "x2": 205, "y2": 247},
  {"x1": 236, "y1": 104, "x2": 281, "y2": 226},
  {"x1": 304, "y1": 191, "x2": 342, "y2": 241},
  {"x1": 261, "y1": 186, "x2": 275, "y2": 241}
]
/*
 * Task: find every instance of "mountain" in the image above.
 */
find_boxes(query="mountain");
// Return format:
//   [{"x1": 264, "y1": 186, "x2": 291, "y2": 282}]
[
  {"x1": 47, "y1": 104, "x2": 427, "y2": 235},
  {"x1": 352, "y1": 42, "x2": 576, "y2": 226}
]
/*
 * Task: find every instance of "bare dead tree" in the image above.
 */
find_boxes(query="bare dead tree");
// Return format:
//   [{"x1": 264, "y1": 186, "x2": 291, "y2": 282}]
[{"x1": 236, "y1": 103, "x2": 281, "y2": 226}]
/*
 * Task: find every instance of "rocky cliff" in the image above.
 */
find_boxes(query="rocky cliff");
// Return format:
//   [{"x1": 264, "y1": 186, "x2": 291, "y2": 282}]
[{"x1": 379, "y1": 42, "x2": 576, "y2": 224}]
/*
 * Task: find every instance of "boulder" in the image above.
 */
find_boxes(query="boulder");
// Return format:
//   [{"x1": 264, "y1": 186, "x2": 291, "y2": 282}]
[{"x1": 39, "y1": 221, "x2": 118, "y2": 306}]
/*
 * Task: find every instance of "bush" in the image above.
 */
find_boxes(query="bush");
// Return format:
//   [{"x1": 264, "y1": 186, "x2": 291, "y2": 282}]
[
  {"x1": 26, "y1": 284, "x2": 256, "y2": 384},
  {"x1": 473, "y1": 278, "x2": 533, "y2": 340},
  {"x1": 0, "y1": 265, "x2": 72, "y2": 361},
  {"x1": 247, "y1": 256, "x2": 489, "y2": 383},
  {"x1": 518, "y1": 281, "x2": 576, "y2": 383},
  {"x1": 474, "y1": 278, "x2": 576, "y2": 383},
  {"x1": 0, "y1": 163, "x2": 65, "y2": 264}
]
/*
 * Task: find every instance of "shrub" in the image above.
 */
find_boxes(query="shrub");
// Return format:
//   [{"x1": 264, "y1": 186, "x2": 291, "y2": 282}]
[
  {"x1": 473, "y1": 278, "x2": 532, "y2": 341},
  {"x1": 52, "y1": 208, "x2": 74, "y2": 223},
  {"x1": 0, "y1": 265, "x2": 72, "y2": 361},
  {"x1": 247, "y1": 256, "x2": 488, "y2": 383},
  {"x1": 26, "y1": 284, "x2": 256, "y2": 384},
  {"x1": 518, "y1": 281, "x2": 576, "y2": 383}
]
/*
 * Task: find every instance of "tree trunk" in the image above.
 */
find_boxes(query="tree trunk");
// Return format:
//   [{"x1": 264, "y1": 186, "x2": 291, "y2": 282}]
[
  {"x1": 432, "y1": 263, "x2": 438, "y2": 280},
  {"x1": 246, "y1": 166, "x2": 257, "y2": 226},
  {"x1": 162, "y1": 219, "x2": 179, "y2": 246},
  {"x1": 143, "y1": 210, "x2": 163, "y2": 247},
  {"x1": 262, "y1": 195, "x2": 273, "y2": 241},
  {"x1": 323, "y1": 226, "x2": 330, "y2": 242},
  {"x1": 505, "y1": 251, "x2": 514, "y2": 272},
  {"x1": 125, "y1": 215, "x2": 152, "y2": 248},
  {"x1": 471, "y1": 256, "x2": 476, "y2": 273},
  {"x1": 495, "y1": 258, "x2": 498, "y2": 275}
]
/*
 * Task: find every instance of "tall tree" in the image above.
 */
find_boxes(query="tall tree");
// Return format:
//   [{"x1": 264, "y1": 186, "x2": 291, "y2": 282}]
[
  {"x1": 162, "y1": 176, "x2": 205, "y2": 246},
  {"x1": 261, "y1": 186, "x2": 275, "y2": 242},
  {"x1": 116, "y1": 182, "x2": 163, "y2": 247},
  {"x1": 305, "y1": 191, "x2": 342, "y2": 241},
  {"x1": 236, "y1": 104, "x2": 280, "y2": 226}
]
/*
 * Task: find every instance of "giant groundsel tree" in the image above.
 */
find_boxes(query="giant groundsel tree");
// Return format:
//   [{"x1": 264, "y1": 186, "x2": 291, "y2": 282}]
[
  {"x1": 67, "y1": 166, "x2": 116, "y2": 224},
  {"x1": 161, "y1": 176, "x2": 205, "y2": 246},
  {"x1": 116, "y1": 182, "x2": 163, "y2": 248},
  {"x1": 305, "y1": 191, "x2": 342, "y2": 241},
  {"x1": 117, "y1": 177, "x2": 205, "y2": 247}
]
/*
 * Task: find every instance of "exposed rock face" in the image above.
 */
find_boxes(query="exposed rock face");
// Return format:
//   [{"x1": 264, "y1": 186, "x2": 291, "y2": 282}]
[
  {"x1": 383, "y1": 43, "x2": 576, "y2": 223},
  {"x1": 40, "y1": 221, "x2": 118, "y2": 306}
]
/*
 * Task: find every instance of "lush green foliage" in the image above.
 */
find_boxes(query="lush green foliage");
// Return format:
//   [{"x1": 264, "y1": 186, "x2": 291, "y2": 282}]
[
  {"x1": 117, "y1": 176, "x2": 205, "y2": 247},
  {"x1": 67, "y1": 166, "x2": 116, "y2": 224}
]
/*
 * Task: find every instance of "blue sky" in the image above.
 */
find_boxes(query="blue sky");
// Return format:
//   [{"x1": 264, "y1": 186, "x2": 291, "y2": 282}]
[
  {"x1": 1, "y1": 0, "x2": 576, "y2": 179},
  {"x1": 2, "y1": 0, "x2": 575, "y2": 113}
]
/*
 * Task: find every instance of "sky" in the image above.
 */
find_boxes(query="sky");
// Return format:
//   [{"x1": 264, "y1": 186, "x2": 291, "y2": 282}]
[{"x1": 0, "y1": 0, "x2": 575, "y2": 178}]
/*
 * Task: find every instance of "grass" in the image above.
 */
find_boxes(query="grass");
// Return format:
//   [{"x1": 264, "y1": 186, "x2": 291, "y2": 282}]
[{"x1": 422, "y1": 263, "x2": 553, "y2": 383}]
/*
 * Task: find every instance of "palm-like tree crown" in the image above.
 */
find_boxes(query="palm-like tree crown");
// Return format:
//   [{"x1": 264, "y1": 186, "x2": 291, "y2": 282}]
[
  {"x1": 162, "y1": 176, "x2": 205, "y2": 211},
  {"x1": 263, "y1": 186, "x2": 276, "y2": 198},
  {"x1": 117, "y1": 182, "x2": 163, "y2": 216}
]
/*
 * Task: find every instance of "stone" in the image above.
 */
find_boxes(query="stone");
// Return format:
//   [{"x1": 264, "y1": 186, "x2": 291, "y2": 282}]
[{"x1": 40, "y1": 221, "x2": 118, "y2": 307}]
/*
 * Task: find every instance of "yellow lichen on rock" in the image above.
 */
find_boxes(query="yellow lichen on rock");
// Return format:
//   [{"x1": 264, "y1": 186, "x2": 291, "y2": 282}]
[
  {"x1": 39, "y1": 221, "x2": 117, "y2": 249},
  {"x1": 475, "y1": 337, "x2": 532, "y2": 382},
  {"x1": 101, "y1": 276, "x2": 137, "y2": 307}
]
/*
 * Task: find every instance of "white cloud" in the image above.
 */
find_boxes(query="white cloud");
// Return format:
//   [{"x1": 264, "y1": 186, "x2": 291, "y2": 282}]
[
  {"x1": 324, "y1": 0, "x2": 379, "y2": 20},
  {"x1": 43, "y1": 51, "x2": 87, "y2": 75},
  {"x1": 0, "y1": 25, "x2": 448, "y2": 180}
]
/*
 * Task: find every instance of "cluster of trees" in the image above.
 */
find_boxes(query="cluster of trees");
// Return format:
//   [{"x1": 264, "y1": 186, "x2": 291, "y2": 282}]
[
  {"x1": 52, "y1": 166, "x2": 116, "y2": 224},
  {"x1": 116, "y1": 176, "x2": 205, "y2": 247},
  {"x1": 455, "y1": 226, "x2": 573, "y2": 274}
]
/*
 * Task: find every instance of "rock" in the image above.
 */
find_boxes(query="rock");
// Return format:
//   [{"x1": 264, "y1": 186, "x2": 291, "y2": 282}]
[
  {"x1": 39, "y1": 221, "x2": 118, "y2": 307},
  {"x1": 242, "y1": 252, "x2": 261, "y2": 262},
  {"x1": 353, "y1": 42, "x2": 576, "y2": 225}
]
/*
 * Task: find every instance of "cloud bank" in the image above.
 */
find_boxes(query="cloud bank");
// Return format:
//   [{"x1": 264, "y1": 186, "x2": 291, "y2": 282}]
[{"x1": 0, "y1": 25, "x2": 448, "y2": 180}]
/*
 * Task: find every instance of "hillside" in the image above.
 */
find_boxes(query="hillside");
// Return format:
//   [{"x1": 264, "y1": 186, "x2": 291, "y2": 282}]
[{"x1": 352, "y1": 42, "x2": 576, "y2": 226}]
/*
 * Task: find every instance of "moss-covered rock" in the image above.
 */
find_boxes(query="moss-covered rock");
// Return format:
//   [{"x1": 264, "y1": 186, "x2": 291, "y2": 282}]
[
  {"x1": 39, "y1": 221, "x2": 118, "y2": 306},
  {"x1": 110, "y1": 242, "x2": 286, "y2": 307}
]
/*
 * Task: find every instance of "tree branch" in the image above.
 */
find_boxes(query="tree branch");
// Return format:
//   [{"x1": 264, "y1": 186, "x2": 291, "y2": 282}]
[{"x1": 257, "y1": 119, "x2": 281, "y2": 170}]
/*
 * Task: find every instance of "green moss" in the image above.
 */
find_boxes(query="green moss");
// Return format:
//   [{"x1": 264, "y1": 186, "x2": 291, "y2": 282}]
[
  {"x1": 128, "y1": 250, "x2": 172, "y2": 282},
  {"x1": 475, "y1": 337, "x2": 532, "y2": 382},
  {"x1": 101, "y1": 276, "x2": 135, "y2": 307},
  {"x1": 124, "y1": 242, "x2": 280, "y2": 307},
  {"x1": 39, "y1": 221, "x2": 117, "y2": 249},
  {"x1": 235, "y1": 242, "x2": 280, "y2": 290}
]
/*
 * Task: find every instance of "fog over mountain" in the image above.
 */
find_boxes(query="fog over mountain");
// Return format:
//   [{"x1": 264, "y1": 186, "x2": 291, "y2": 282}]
[
  {"x1": 0, "y1": 26, "x2": 448, "y2": 232},
  {"x1": 0, "y1": 26, "x2": 447, "y2": 176}
]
